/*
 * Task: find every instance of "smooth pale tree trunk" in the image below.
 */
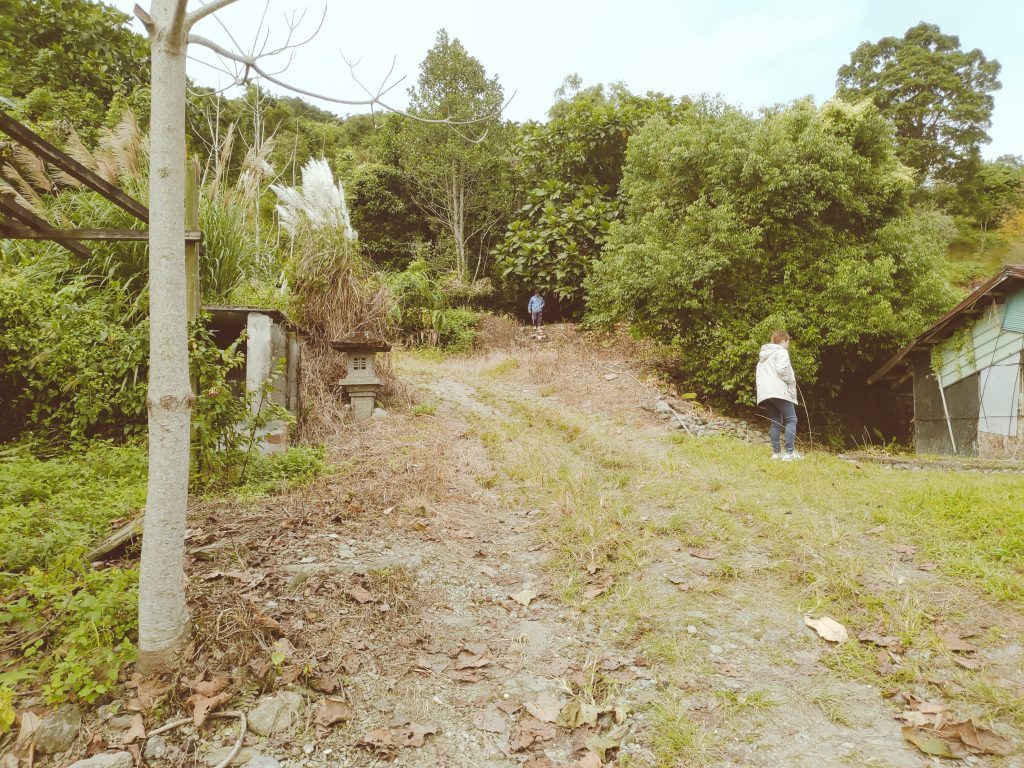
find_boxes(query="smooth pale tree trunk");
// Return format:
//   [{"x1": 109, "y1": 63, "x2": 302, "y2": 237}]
[{"x1": 138, "y1": 0, "x2": 193, "y2": 672}]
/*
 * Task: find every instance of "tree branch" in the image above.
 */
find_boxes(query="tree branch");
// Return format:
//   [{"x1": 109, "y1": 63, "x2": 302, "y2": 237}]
[
  {"x1": 185, "y1": 0, "x2": 240, "y2": 29},
  {"x1": 186, "y1": 33, "x2": 513, "y2": 125}
]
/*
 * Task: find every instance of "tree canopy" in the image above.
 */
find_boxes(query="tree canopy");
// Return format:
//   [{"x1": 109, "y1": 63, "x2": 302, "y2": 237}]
[
  {"x1": 494, "y1": 81, "x2": 686, "y2": 314},
  {"x1": 836, "y1": 22, "x2": 1001, "y2": 184},
  {"x1": 586, "y1": 98, "x2": 958, "y2": 415},
  {"x1": 388, "y1": 29, "x2": 511, "y2": 282},
  {"x1": 0, "y1": 0, "x2": 149, "y2": 129}
]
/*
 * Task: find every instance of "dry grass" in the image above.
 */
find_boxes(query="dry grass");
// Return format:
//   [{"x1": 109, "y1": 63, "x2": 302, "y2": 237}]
[{"x1": 473, "y1": 313, "x2": 525, "y2": 352}]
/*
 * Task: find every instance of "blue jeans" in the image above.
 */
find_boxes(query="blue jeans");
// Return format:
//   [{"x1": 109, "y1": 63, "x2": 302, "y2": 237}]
[
  {"x1": 764, "y1": 398, "x2": 797, "y2": 453},
  {"x1": 531, "y1": 311, "x2": 543, "y2": 328}
]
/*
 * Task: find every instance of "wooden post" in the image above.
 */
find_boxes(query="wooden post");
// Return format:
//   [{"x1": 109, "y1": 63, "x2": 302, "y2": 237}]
[
  {"x1": 185, "y1": 157, "x2": 200, "y2": 472},
  {"x1": 185, "y1": 157, "x2": 200, "y2": 321},
  {"x1": 934, "y1": 370, "x2": 958, "y2": 455}
]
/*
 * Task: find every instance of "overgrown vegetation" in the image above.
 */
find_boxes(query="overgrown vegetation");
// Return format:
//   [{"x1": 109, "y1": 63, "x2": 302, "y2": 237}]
[
  {"x1": 2, "y1": 0, "x2": 1024, "y2": 730},
  {"x1": 458, "y1": 353, "x2": 1024, "y2": 761},
  {"x1": 586, "y1": 98, "x2": 960, "y2": 420},
  {"x1": 0, "y1": 441, "x2": 325, "y2": 707}
]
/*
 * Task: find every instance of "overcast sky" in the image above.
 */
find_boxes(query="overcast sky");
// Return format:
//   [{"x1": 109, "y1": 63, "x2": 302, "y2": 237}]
[{"x1": 111, "y1": 0, "x2": 1024, "y2": 159}]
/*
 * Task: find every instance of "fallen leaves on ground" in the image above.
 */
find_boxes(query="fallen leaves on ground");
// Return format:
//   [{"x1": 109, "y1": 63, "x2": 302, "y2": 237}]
[
  {"x1": 397, "y1": 721, "x2": 437, "y2": 747},
  {"x1": 857, "y1": 630, "x2": 904, "y2": 653},
  {"x1": 525, "y1": 693, "x2": 561, "y2": 723},
  {"x1": 471, "y1": 707, "x2": 506, "y2": 733},
  {"x1": 940, "y1": 632, "x2": 978, "y2": 654},
  {"x1": 453, "y1": 643, "x2": 492, "y2": 670},
  {"x1": 937, "y1": 720, "x2": 1012, "y2": 756},
  {"x1": 902, "y1": 719, "x2": 1012, "y2": 758},
  {"x1": 586, "y1": 722, "x2": 628, "y2": 760},
  {"x1": 128, "y1": 676, "x2": 171, "y2": 711},
  {"x1": 804, "y1": 615, "x2": 848, "y2": 643},
  {"x1": 359, "y1": 728, "x2": 397, "y2": 759},
  {"x1": 85, "y1": 733, "x2": 106, "y2": 756},
  {"x1": 345, "y1": 579, "x2": 374, "y2": 604},
  {"x1": 688, "y1": 548, "x2": 717, "y2": 560},
  {"x1": 313, "y1": 674, "x2": 340, "y2": 694},
  {"x1": 341, "y1": 652, "x2": 362, "y2": 675},
  {"x1": 582, "y1": 574, "x2": 614, "y2": 600},
  {"x1": 314, "y1": 697, "x2": 354, "y2": 727},
  {"x1": 952, "y1": 656, "x2": 981, "y2": 670},
  {"x1": 510, "y1": 716, "x2": 557, "y2": 751},
  {"x1": 182, "y1": 671, "x2": 229, "y2": 698},
  {"x1": 13, "y1": 711, "x2": 40, "y2": 759},
  {"x1": 187, "y1": 690, "x2": 232, "y2": 727},
  {"x1": 891, "y1": 544, "x2": 918, "y2": 557},
  {"x1": 572, "y1": 752, "x2": 603, "y2": 768},
  {"x1": 120, "y1": 713, "x2": 146, "y2": 743},
  {"x1": 559, "y1": 700, "x2": 602, "y2": 728}
]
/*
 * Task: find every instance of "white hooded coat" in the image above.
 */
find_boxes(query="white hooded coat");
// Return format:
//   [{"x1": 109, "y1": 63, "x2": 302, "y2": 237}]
[{"x1": 756, "y1": 343, "x2": 797, "y2": 405}]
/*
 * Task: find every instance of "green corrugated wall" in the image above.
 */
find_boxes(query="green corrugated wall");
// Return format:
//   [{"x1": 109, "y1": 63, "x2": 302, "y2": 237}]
[{"x1": 1003, "y1": 288, "x2": 1024, "y2": 333}]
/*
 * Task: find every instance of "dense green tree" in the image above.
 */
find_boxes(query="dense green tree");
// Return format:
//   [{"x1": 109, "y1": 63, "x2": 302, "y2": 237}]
[
  {"x1": 0, "y1": 0, "x2": 149, "y2": 129},
  {"x1": 394, "y1": 29, "x2": 512, "y2": 282},
  {"x1": 836, "y1": 22, "x2": 1001, "y2": 183},
  {"x1": 346, "y1": 162, "x2": 432, "y2": 270},
  {"x1": 586, "y1": 98, "x2": 958, "y2": 418},
  {"x1": 955, "y1": 157, "x2": 1024, "y2": 251},
  {"x1": 494, "y1": 81, "x2": 685, "y2": 314}
]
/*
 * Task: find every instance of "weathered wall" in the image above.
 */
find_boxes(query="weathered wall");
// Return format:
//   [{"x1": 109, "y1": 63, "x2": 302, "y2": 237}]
[
  {"x1": 934, "y1": 298, "x2": 1024, "y2": 386},
  {"x1": 913, "y1": 354, "x2": 979, "y2": 456}
]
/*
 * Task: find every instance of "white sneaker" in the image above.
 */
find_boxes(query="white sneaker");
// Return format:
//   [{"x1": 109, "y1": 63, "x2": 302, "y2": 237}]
[
  {"x1": 781, "y1": 451, "x2": 805, "y2": 461},
  {"x1": 770, "y1": 452, "x2": 782, "y2": 460}
]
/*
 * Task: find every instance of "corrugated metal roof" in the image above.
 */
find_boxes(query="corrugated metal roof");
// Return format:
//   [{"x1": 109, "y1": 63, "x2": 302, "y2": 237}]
[{"x1": 867, "y1": 265, "x2": 1024, "y2": 385}]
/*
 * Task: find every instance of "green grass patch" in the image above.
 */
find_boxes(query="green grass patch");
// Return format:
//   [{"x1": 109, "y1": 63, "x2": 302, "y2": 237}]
[
  {"x1": 481, "y1": 356, "x2": 520, "y2": 379},
  {"x1": 1, "y1": 442, "x2": 145, "y2": 705},
  {"x1": 0, "y1": 441, "x2": 326, "y2": 706},
  {"x1": 648, "y1": 700, "x2": 721, "y2": 767},
  {"x1": 1, "y1": 442, "x2": 147, "y2": 571}
]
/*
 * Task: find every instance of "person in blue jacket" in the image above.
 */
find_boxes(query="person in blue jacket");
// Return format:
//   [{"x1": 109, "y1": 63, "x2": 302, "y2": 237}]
[{"x1": 528, "y1": 289, "x2": 545, "y2": 330}]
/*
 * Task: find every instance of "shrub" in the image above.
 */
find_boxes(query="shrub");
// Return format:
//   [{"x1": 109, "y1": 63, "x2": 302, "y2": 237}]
[
  {"x1": 0, "y1": 264, "x2": 149, "y2": 441},
  {"x1": 239, "y1": 445, "x2": 327, "y2": 495},
  {"x1": 587, "y1": 99, "x2": 959, "y2": 415},
  {"x1": 433, "y1": 308, "x2": 479, "y2": 352}
]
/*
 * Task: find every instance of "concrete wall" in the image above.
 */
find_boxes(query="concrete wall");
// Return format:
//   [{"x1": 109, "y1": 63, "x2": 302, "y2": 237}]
[{"x1": 245, "y1": 312, "x2": 292, "y2": 454}]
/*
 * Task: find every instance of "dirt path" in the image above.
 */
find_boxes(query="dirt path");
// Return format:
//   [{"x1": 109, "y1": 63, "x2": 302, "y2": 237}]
[
  {"x1": 140, "y1": 333, "x2": 1021, "y2": 768},
  {"x1": 416, "y1": 370, "x2": 928, "y2": 768}
]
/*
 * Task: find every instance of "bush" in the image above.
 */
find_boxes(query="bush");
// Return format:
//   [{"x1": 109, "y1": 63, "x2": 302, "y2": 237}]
[
  {"x1": 0, "y1": 264, "x2": 148, "y2": 441},
  {"x1": 0, "y1": 558, "x2": 137, "y2": 703},
  {"x1": 433, "y1": 308, "x2": 479, "y2": 352},
  {"x1": 586, "y1": 99, "x2": 959, "y2": 416},
  {"x1": 384, "y1": 259, "x2": 480, "y2": 350},
  {"x1": 239, "y1": 445, "x2": 327, "y2": 495}
]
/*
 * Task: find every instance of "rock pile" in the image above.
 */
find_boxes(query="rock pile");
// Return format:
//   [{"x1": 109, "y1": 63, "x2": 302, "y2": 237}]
[{"x1": 642, "y1": 398, "x2": 766, "y2": 444}]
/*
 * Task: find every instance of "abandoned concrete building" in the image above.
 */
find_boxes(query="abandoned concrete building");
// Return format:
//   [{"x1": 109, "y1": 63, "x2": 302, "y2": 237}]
[
  {"x1": 205, "y1": 306, "x2": 301, "y2": 453},
  {"x1": 869, "y1": 265, "x2": 1024, "y2": 458}
]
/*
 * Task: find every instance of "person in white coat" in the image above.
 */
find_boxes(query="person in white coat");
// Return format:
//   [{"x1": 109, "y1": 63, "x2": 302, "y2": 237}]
[{"x1": 756, "y1": 330, "x2": 803, "y2": 460}]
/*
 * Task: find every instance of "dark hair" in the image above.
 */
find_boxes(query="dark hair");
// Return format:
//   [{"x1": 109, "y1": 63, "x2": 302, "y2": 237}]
[{"x1": 770, "y1": 330, "x2": 791, "y2": 344}]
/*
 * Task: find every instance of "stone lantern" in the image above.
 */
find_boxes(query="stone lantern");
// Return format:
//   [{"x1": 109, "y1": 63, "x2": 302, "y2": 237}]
[{"x1": 330, "y1": 335, "x2": 392, "y2": 422}]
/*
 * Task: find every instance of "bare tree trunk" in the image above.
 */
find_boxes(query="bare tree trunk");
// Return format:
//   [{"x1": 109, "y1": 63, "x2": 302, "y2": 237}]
[{"x1": 138, "y1": 0, "x2": 193, "y2": 672}]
